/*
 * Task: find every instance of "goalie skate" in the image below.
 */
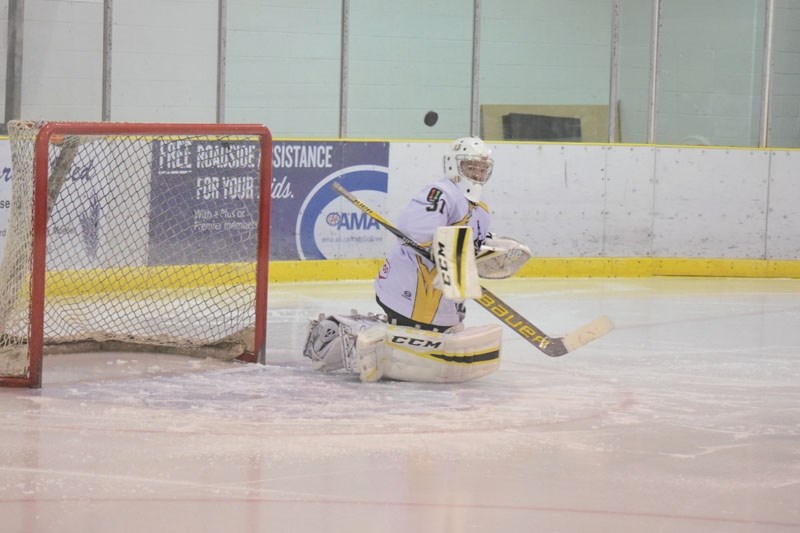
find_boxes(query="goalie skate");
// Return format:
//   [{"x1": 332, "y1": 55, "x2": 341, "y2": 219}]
[{"x1": 303, "y1": 311, "x2": 386, "y2": 372}]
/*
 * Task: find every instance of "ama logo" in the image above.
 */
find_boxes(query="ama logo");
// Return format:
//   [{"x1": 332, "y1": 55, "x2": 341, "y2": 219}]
[
  {"x1": 325, "y1": 211, "x2": 380, "y2": 231},
  {"x1": 296, "y1": 165, "x2": 388, "y2": 260}
]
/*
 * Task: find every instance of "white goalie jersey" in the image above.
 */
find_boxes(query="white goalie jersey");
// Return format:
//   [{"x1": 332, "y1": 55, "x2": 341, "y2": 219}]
[{"x1": 374, "y1": 178, "x2": 491, "y2": 329}]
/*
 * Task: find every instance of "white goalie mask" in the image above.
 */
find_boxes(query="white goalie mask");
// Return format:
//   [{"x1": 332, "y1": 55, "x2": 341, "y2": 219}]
[{"x1": 443, "y1": 137, "x2": 494, "y2": 203}]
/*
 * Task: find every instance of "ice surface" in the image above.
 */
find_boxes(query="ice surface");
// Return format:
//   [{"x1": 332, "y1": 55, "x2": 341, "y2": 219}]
[{"x1": 1, "y1": 277, "x2": 799, "y2": 532}]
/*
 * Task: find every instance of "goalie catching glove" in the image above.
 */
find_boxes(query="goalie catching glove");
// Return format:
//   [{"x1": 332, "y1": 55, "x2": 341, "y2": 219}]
[
  {"x1": 431, "y1": 228, "x2": 532, "y2": 296},
  {"x1": 476, "y1": 235, "x2": 532, "y2": 279}
]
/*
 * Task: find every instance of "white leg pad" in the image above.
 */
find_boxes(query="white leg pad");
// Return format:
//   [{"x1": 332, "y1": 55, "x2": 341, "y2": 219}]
[
  {"x1": 357, "y1": 323, "x2": 502, "y2": 383},
  {"x1": 354, "y1": 324, "x2": 389, "y2": 382}
]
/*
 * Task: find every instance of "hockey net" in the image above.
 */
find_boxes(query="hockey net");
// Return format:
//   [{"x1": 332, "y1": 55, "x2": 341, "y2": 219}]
[{"x1": 0, "y1": 121, "x2": 272, "y2": 387}]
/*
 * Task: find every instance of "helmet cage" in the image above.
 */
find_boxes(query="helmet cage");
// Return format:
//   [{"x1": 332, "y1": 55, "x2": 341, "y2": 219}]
[{"x1": 456, "y1": 154, "x2": 493, "y2": 185}]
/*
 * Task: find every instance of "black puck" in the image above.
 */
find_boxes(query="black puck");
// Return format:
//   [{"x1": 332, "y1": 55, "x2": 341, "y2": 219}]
[{"x1": 424, "y1": 111, "x2": 438, "y2": 127}]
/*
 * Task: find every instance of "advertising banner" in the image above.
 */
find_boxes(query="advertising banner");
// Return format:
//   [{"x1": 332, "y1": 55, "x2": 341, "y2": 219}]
[
  {"x1": 272, "y1": 141, "x2": 389, "y2": 260},
  {"x1": 0, "y1": 139, "x2": 391, "y2": 266},
  {"x1": 0, "y1": 143, "x2": 11, "y2": 260},
  {"x1": 46, "y1": 147, "x2": 110, "y2": 270},
  {"x1": 148, "y1": 139, "x2": 389, "y2": 263},
  {"x1": 148, "y1": 139, "x2": 262, "y2": 265}
]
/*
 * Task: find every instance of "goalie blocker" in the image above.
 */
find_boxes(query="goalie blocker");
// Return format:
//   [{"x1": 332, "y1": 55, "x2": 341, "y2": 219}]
[
  {"x1": 431, "y1": 228, "x2": 532, "y2": 299},
  {"x1": 304, "y1": 312, "x2": 501, "y2": 383},
  {"x1": 432, "y1": 225, "x2": 482, "y2": 302}
]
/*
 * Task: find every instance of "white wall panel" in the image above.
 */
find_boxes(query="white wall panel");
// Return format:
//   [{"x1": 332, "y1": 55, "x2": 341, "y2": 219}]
[
  {"x1": 383, "y1": 141, "x2": 446, "y2": 255},
  {"x1": 386, "y1": 142, "x2": 444, "y2": 210},
  {"x1": 486, "y1": 144, "x2": 607, "y2": 257},
  {"x1": 766, "y1": 151, "x2": 800, "y2": 260},
  {"x1": 602, "y1": 146, "x2": 656, "y2": 256},
  {"x1": 651, "y1": 148, "x2": 769, "y2": 258}
]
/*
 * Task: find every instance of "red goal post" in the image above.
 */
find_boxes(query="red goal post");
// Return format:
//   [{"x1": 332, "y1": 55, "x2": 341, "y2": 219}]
[{"x1": 0, "y1": 121, "x2": 272, "y2": 388}]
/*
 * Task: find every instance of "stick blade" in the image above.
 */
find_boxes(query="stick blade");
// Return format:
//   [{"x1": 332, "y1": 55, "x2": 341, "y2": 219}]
[{"x1": 560, "y1": 315, "x2": 615, "y2": 354}]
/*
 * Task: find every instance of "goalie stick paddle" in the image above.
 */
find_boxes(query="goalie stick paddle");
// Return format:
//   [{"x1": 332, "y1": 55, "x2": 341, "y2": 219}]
[{"x1": 331, "y1": 181, "x2": 614, "y2": 357}]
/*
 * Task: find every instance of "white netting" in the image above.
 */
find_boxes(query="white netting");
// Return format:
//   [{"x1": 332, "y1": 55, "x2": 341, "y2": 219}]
[{"x1": 0, "y1": 121, "x2": 269, "y2": 382}]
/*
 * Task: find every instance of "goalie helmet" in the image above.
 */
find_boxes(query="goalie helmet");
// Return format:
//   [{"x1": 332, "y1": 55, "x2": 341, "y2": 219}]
[{"x1": 443, "y1": 136, "x2": 494, "y2": 203}]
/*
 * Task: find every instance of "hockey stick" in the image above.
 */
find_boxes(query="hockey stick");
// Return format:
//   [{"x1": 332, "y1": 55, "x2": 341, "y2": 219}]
[{"x1": 332, "y1": 181, "x2": 614, "y2": 357}]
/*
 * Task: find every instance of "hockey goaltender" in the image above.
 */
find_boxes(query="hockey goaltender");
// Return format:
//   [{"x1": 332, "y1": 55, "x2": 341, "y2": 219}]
[{"x1": 304, "y1": 137, "x2": 532, "y2": 383}]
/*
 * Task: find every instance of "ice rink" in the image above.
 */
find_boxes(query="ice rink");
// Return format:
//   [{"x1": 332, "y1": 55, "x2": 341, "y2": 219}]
[{"x1": 1, "y1": 277, "x2": 799, "y2": 533}]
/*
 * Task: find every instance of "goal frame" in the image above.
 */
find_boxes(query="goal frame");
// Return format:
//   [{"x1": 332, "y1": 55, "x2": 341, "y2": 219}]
[{"x1": 0, "y1": 121, "x2": 273, "y2": 388}]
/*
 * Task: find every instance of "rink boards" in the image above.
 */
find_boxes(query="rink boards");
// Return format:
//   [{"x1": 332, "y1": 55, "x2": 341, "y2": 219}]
[{"x1": 0, "y1": 139, "x2": 798, "y2": 280}]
